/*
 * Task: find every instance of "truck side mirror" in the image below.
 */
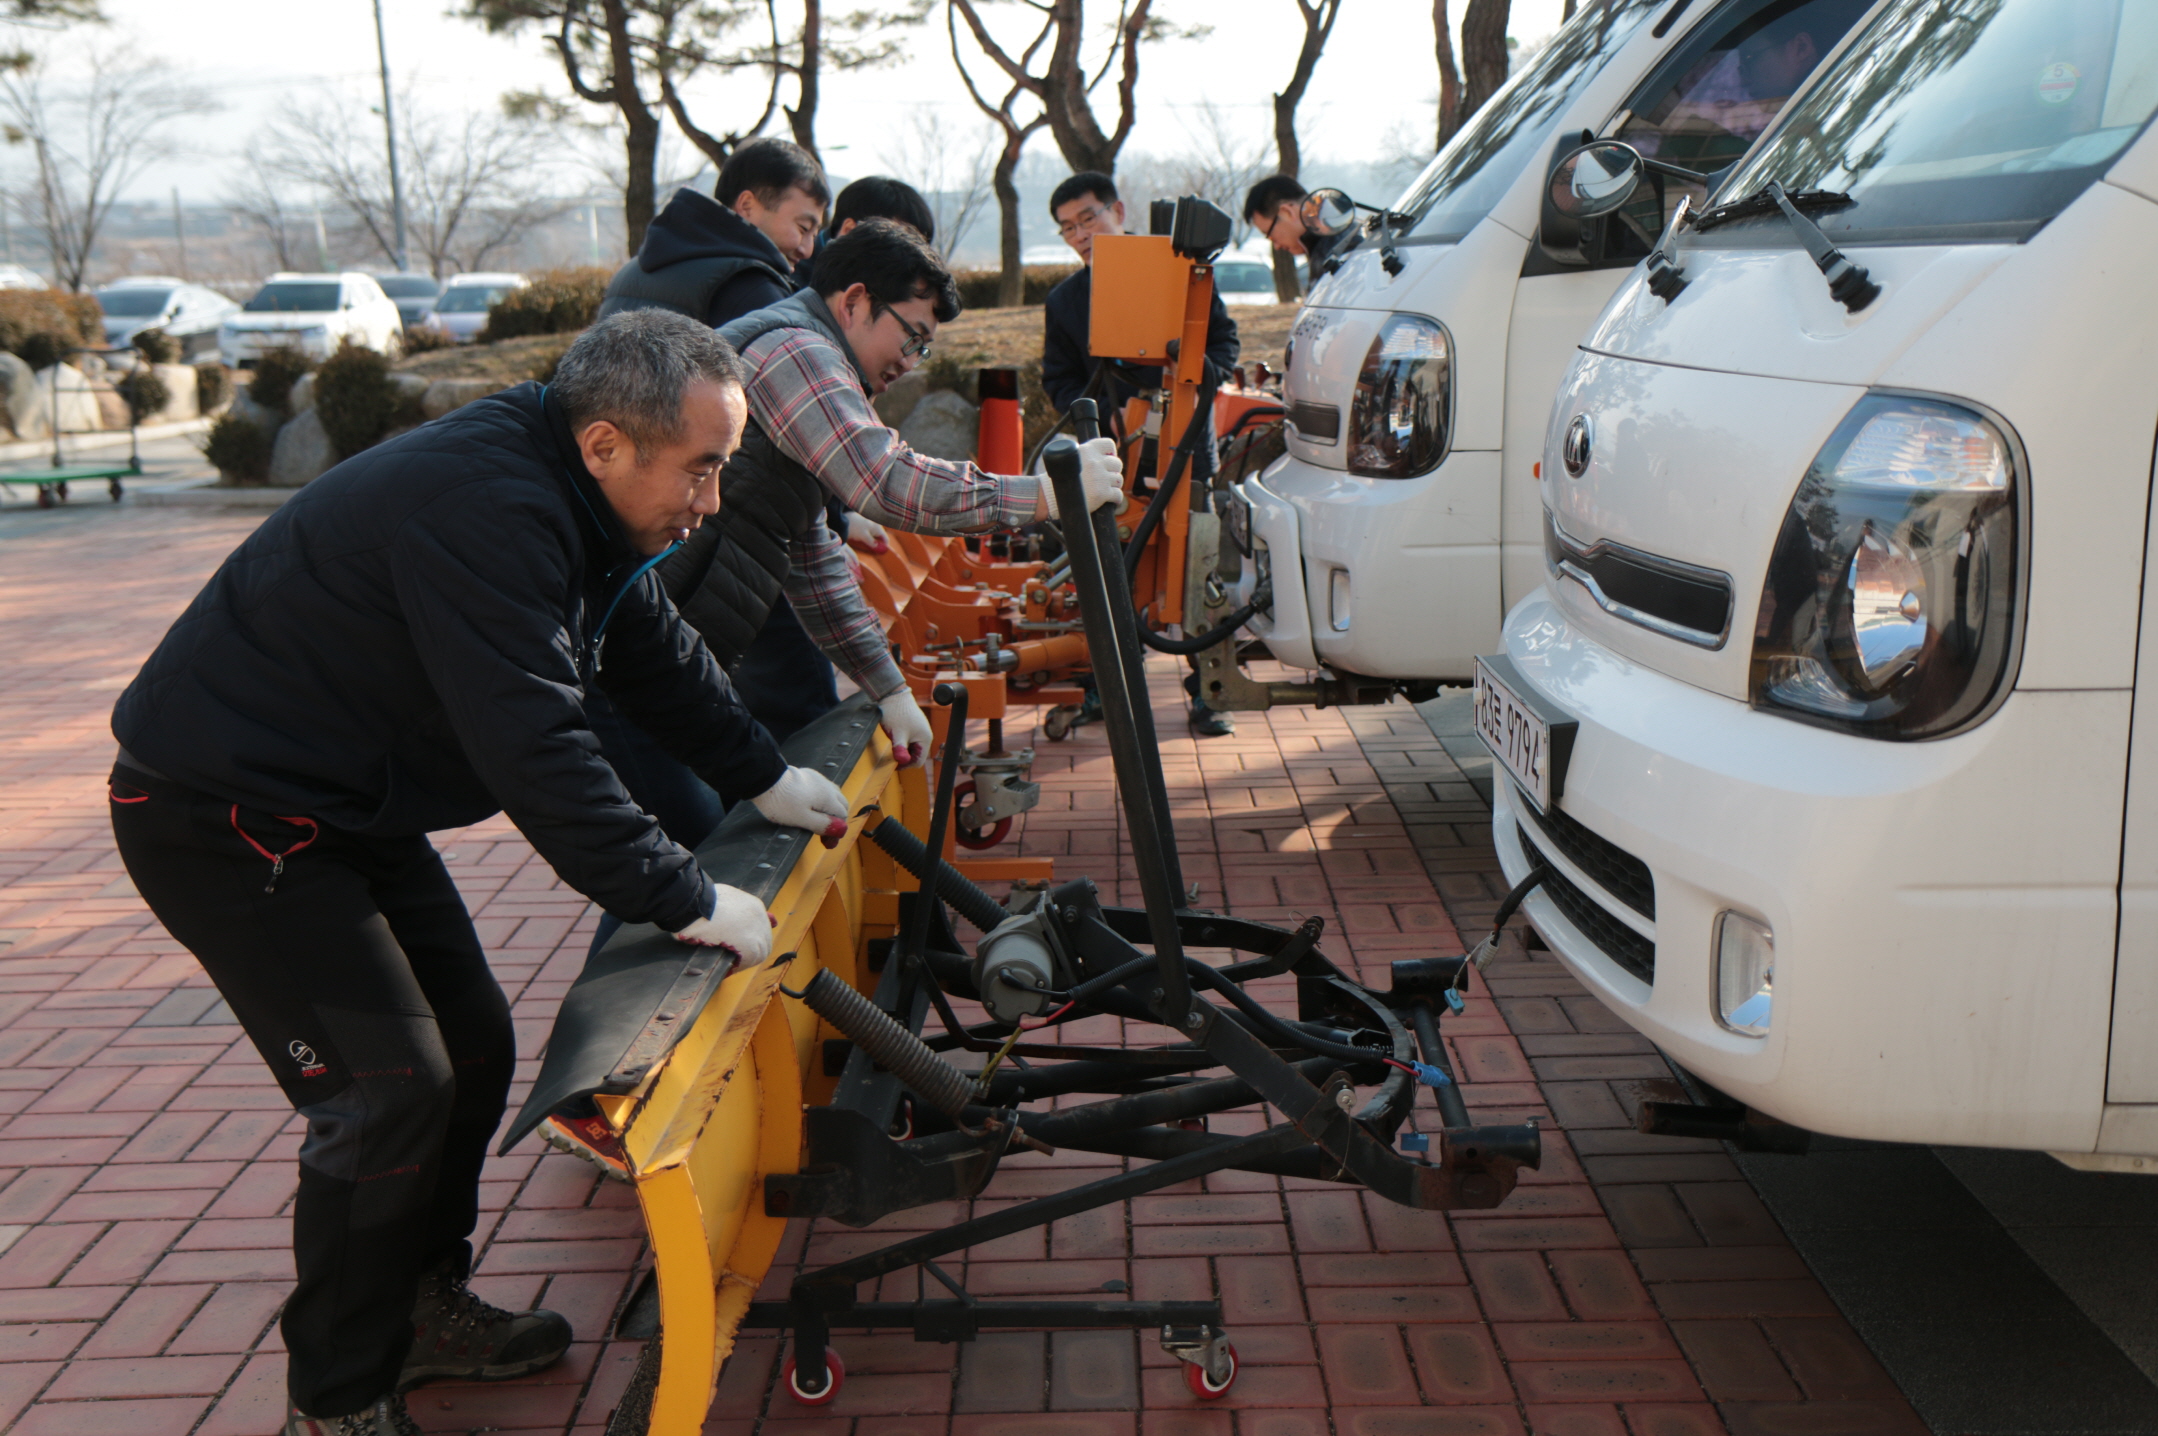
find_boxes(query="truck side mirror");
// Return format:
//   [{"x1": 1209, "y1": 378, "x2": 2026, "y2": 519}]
[{"x1": 1538, "y1": 132, "x2": 1627, "y2": 266}]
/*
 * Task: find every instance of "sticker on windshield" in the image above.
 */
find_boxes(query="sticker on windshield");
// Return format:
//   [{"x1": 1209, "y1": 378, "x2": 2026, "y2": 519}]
[{"x1": 2037, "y1": 62, "x2": 2080, "y2": 106}]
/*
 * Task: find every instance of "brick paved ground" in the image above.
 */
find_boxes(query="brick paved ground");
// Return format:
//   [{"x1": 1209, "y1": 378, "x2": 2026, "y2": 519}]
[{"x1": 0, "y1": 506, "x2": 1925, "y2": 1435}]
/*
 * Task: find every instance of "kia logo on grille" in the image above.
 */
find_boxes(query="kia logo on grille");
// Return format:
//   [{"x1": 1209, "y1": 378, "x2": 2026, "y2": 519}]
[{"x1": 1562, "y1": 414, "x2": 1594, "y2": 477}]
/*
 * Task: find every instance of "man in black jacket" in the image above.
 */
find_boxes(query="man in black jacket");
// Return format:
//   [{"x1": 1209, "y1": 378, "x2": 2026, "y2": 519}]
[
  {"x1": 597, "y1": 137, "x2": 828, "y2": 326},
  {"x1": 109, "y1": 310, "x2": 853, "y2": 1436},
  {"x1": 1041, "y1": 171, "x2": 1241, "y2": 736}
]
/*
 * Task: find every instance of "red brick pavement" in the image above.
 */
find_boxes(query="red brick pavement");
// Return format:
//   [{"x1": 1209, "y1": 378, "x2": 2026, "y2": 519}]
[{"x1": 0, "y1": 507, "x2": 1924, "y2": 1435}]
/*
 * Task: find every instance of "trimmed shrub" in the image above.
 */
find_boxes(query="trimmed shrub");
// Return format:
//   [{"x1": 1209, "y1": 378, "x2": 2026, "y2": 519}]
[
  {"x1": 953, "y1": 265, "x2": 1080, "y2": 310},
  {"x1": 313, "y1": 339, "x2": 425, "y2": 458},
  {"x1": 479, "y1": 267, "x2": 610, "y2": 342},
  {"x1": 115, "y1": 366, "x2": 171, "y2": 423},
  {"x1": 194, "y1": 362, "x2": 233, "y2": 413},
  {"x1": 131, "y1": 327, "x2": 179, "y2": 365},
  {"x1": 400, "y1": 324, "x2": 453, "y2": 355},
  {"x1": 248, "y1": 346, "x2": 316, "y2": 413},
  {"x1": 527, "y1": 339, "x2": 572, "y2": 384},
  {"x1": 202, "y1": 413, "x2": 273, "y2": 485},
  {"x1": 0, "y1": 288, "x2": 100, "y2": 369}
]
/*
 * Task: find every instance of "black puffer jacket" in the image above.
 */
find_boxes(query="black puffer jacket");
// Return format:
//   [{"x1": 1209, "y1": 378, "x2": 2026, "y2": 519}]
[
  {"x1": 597, "y1": 188, "x2": 796, "y2": 327},
  {"x1": 112, "y1": 383, "x2": 786, "y2": 933}
]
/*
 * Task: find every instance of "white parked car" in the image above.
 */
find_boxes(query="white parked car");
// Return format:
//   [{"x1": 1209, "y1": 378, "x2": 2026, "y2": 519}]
[
  {"x1": 1212, "y1": 256, "x2": 1282, "y2": 306},
  {"x1": 1225, "y1": 0, "x2": 1868, "y2": 690},
  {"x1": 95, "y1": 277, "x2": 239, "y2": 359},
  {"x1": 219, "y1": 272, "x2": 404, "y2": 367},
  {"x1": 0, "y1": 263, "x2": 47, "y2": 290},
  {"x1": 1486, "y1": 0, "x2": 2158, "y2": 1164},
  {"x1": 422, "y1": 272, "x2": 525, "y2": 344}
]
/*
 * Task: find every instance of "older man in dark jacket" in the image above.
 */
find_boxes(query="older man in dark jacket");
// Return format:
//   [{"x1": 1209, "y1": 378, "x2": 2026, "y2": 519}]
[{"x1": 108, "y1": 310, "x2": 851, "y2": 1436}]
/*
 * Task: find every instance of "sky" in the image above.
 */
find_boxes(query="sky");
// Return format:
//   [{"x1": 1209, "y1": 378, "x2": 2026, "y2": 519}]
[{"x1": 93, "y1": 0, "x2": 1574, "y2": 207}]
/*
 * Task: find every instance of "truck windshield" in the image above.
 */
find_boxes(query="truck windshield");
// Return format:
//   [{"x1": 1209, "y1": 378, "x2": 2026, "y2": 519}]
[
  {"x1": 1712, "y1": 0, "x2": 2158, "y2": 245},
  {"x1": 1398, "y1": 0, "x2": 1659, "y2": 243}
]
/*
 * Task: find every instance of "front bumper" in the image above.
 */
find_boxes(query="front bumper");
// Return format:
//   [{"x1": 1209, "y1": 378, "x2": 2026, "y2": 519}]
[
  {"x1": 221, "y1": 329, "x2": 333, "y2": 365},
  {"x1": 1490, "y1": 588, "x2": 2126, "y2": 1153}
]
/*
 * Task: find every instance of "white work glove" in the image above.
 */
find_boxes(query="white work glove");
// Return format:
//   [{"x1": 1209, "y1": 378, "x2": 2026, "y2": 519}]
[
  {"x1": 844, "y1": 513, "x2": 889, "y2": 554},
  {"x1": 1043, "y1": 436, "x2": 1127, "y2": 521},
  {"x1": 752, "y1": 765, "x2": 851, "y2": 846},
  {"x1": 672, "y1": 882, "x2": 774, "y2": 965},
  {"x1": 878, "y1": 687, "x2": 931, "y2": 768}
]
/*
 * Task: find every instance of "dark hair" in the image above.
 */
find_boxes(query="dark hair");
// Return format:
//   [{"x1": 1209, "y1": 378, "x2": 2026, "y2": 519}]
[
  {"x1": 813, "y1": 218, "x2": 961, "y2": 323},
  {"x1": 830, "y1": 176, "x2": 935, "y2": 245},
  {"x1": 1243, "y1": 174, "x2": 1308, "y2": 223},
  {"x1": 1049, "y1": 171, "x2": 1117, "y2": 216},
  {"x1": 717, "y1": 137, "x2": 830, "y2": 211},
  {"x1": 552, "y1": 309, "x2": 746, "y2": 453}
]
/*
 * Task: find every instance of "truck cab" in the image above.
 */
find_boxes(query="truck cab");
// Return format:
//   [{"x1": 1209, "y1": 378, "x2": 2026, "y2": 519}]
[
  {"x1": 1484, "y1": 0, "x2": 2158, "y2": 1162},
  {"x1": 1230, "y1": 0, "x2": 1869, "y2": 685}
]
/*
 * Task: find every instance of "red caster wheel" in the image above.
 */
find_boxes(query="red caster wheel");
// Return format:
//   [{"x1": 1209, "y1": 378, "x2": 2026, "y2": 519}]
[
  {"x1": 952, "y1": 780, "x2": 1013, "y2": 850},
  {"x1": 781, "y1": 1348, "x2": 845, "y2": 1406},
  {"x1": 1184, "y1": 1343, "x2": 1237, "y2": 1399}
]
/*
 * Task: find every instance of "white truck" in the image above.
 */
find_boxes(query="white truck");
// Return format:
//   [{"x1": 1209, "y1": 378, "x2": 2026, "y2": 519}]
[
  {"x1": 1220, "y1": 0, "x2": 1870, "y2": 697},
  {"x1": 1482, "y1": 0, "x2": 2158, "y2": 1163}
]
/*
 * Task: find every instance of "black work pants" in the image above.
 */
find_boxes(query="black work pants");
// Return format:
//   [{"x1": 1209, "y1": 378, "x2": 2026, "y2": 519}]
[{"x1": 109, "y1": 764, "x2": 515, "y2": 1417}]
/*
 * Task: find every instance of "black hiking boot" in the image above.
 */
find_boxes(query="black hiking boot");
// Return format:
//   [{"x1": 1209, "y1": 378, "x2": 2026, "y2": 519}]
[
  {"x1": 283, "y1": 1393, "x2": 423, "y2": 1436},
  {"x1": 398, "y1": 1257, "x2": 573, "y2": 1390}
]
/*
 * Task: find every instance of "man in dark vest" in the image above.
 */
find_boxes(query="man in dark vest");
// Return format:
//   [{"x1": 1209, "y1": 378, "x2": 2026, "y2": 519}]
[
  {"x1": 108, "y1": 310, "x2": 855, "y2": 1436},
  {"x1": 598, "y1": 136, "x2": 827, "y2": 328}
]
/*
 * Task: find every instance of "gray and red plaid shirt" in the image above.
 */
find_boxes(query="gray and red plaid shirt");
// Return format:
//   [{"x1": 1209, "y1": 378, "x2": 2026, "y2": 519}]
[{"x1": 741, "y1": 324, "x2": 1043, "y2": 702}]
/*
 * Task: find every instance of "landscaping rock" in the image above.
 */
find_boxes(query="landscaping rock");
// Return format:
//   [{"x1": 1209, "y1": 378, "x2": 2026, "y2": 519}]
[
  {"x1": 420, "y1": 378, "x2": 496, "y2": 420},
  {"x1": 0, "y1": 351, "x2": 38, "y2": 438},
  {"x1": 898, "y1": 388, "x2": 979, "y2": 462},
  {"x1": 268, "y1": 408, "x2": 338, "y2": 487},
  {"x1": 150, "y1": 364, "x2": 199, "y2": 422},
  {"x1": 32, "y1": 364, "x2": 106, "y2": 438},
  {"x1": 873, "y1": 369, "x2": 930, "y2": 428},
  {"x1": 288, "y1": 373, "x2": 316, "y2": 412},
  {"x1": 228, "y1": 391, "x2": 288, "y2": 438},
  {"x1": 391, "y1": 372, "x2": 429, "y2": 407},
  {"x1": 94, "y1": 387, "x2": 129, "y2": 431}
]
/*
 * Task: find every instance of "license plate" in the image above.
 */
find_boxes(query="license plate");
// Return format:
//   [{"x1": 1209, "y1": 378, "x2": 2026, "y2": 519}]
[{"x1": 1474, "y1": 654, "x2": 1577, "y2": 813}]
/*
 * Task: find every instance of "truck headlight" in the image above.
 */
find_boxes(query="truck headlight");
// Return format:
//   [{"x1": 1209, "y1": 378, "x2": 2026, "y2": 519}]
[
  {"x1": 1750, "y1": 394, "x2": 2023, "y2": 738},
  {"x1": 1715, "y1": 912, "x2": 1773, "y2": 1037},
  {"x1": 1346, "y1": 314, "x2": 1450, "y2": 478}
]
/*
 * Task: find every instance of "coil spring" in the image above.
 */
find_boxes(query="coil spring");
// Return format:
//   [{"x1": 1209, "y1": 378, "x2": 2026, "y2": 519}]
[
  {"x1": 798, "y1": 969, "x2": 974, "y2": 1119},
  {"x1": 867, "y1": 819, "x2": 1009, "y2": 933}
]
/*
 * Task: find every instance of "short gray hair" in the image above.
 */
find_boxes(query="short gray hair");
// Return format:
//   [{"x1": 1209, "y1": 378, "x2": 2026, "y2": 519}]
[{"x1": 550, "y1": 308, "x2": 747, "y2": 451}]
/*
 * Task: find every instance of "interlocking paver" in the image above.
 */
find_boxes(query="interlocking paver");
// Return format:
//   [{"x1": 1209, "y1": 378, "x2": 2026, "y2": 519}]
[{"x1": 0, "y1": 508, "x2": 1928, "y2": 1435}]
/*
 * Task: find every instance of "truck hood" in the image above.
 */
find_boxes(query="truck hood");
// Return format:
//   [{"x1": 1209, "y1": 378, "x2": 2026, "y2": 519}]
[
  {"x1": 225, "y1": 313, "x2": 335, "y2": 330},
  {"x1": 1582, "y1": 239, "x2": 2015, "y2": 387}
]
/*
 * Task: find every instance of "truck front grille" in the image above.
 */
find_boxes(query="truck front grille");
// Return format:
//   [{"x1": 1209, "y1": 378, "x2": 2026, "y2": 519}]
[
  {"x1": 1518, "y1": 825, "x2": 1655, "y2": 985},
  {"x1": 1513, "y1": 784, "x2": 1655, "y2": 921}
]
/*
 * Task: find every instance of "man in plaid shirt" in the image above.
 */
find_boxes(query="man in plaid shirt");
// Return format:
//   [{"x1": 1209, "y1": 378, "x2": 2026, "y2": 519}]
[{"x1": 671, "y1": 219, "x2": 1122, "y2": 721}]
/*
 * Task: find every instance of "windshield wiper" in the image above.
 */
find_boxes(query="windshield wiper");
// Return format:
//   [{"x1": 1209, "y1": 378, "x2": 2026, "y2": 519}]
[{"x1": 1693, "y1": 181, "x2": 1878, "y2": 311}]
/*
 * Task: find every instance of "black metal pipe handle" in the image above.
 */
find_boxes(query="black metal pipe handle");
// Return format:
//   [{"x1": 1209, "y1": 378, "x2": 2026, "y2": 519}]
[{"x1": 1043, "y1": 430, "x2": 1192, "y2": 1025}]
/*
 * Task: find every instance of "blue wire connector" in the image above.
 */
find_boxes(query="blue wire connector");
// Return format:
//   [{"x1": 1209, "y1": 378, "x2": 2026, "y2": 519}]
[{"x1": 1405, "y1": 1061, "x2": 1453, "y2": 1088}]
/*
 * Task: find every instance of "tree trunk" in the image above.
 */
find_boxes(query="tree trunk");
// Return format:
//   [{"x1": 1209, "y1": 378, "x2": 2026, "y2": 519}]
[
  {"x1": 1434, "y1": 0, "x2": 1462, "y2": 147},
  {"x1": 1269, "y1": 0, "x2": 1338, "y2": 303},
  {"x1": 1459, "y1": 0, "x2": 1512, "y2": 125},
  {"x1": 1040, "y1": 0, "x2": 1150, "y2": 175},
  {"x1": 994, "y1": 130, "x2": 1025, "y2": 307},
  {"x1": 786, "y1": 0, "x2": 822, "y2": 160},
  {"x1": 602, "y1": 0, "x2": 661, "y2": 254}
]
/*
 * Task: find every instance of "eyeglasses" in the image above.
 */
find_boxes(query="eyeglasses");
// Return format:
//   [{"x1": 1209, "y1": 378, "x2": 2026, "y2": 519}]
[
  {"x1": 876, "y1": 303, "x2": 934, "y2": 363},
  {"x1": 1055, "y1": 204, "x2": 1110, "y2": 239}
]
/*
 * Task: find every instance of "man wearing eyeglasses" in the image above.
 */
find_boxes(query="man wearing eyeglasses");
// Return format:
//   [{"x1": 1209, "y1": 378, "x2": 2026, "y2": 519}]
[
  {"x1": 1040, "y1": 170, "x2": 1241, "y2": 735},
  {"x1": 653, "y1": 218, "x2": 1122, "y2": 763},
  {"x1": 1244, "y1": 174, "x2": 1311, "y2": 257}
]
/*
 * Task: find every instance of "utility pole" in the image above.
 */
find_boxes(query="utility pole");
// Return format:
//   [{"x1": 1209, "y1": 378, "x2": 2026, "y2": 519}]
[
  {"x1": 372, "y1": 0, "x2": 410, "y2": 272},
  {"x1": 171, "y1": 187, "x2": 188, "y2": 278}
]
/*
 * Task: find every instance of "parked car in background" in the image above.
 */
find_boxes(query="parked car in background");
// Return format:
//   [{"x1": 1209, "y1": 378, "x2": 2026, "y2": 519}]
[
  {"x1": 371, "y1": 273, "x2": 443, "y2": 330},
  {"x1": 0, "y1": 264, "x2": 47, "y2": 290},
  {"x1": 95, "y1": 277, "x2": 240, "y2": 359},
  {"x1": 1213, "y1": 256, "x2": 1282, "y2": 306},
  {"x1": 421, "y1": 272, "x2": 525, "y2": 344},
  {"x1": 219, "y1": 273, "x2": 403, "y2": 366}
]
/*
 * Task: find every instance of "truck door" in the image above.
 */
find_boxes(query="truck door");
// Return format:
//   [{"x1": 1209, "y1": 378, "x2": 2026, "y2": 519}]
[{"x1": 1501, "y1": 0, "x2": 1873, "y2": 616}]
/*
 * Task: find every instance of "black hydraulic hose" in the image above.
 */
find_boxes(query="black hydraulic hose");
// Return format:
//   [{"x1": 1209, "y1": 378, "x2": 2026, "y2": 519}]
[
  {"x1": 1184, "y1": 959, "x2": 1394, "y2": 1067},
  {"x1": 1137, "y1": 589, "x2": 1269, "y2": 656},
  {"x1": 868, "y1": 816, "x2": 1009, "y2": 934},
  {"x1": 1121, "y1": 366, "x2": 1224, "y2": 579}
]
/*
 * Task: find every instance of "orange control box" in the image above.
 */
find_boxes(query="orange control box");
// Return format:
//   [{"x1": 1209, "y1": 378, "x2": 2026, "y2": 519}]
[{"x1": 1089, "y1": 234, "x2": 1193, "y2": 363}]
